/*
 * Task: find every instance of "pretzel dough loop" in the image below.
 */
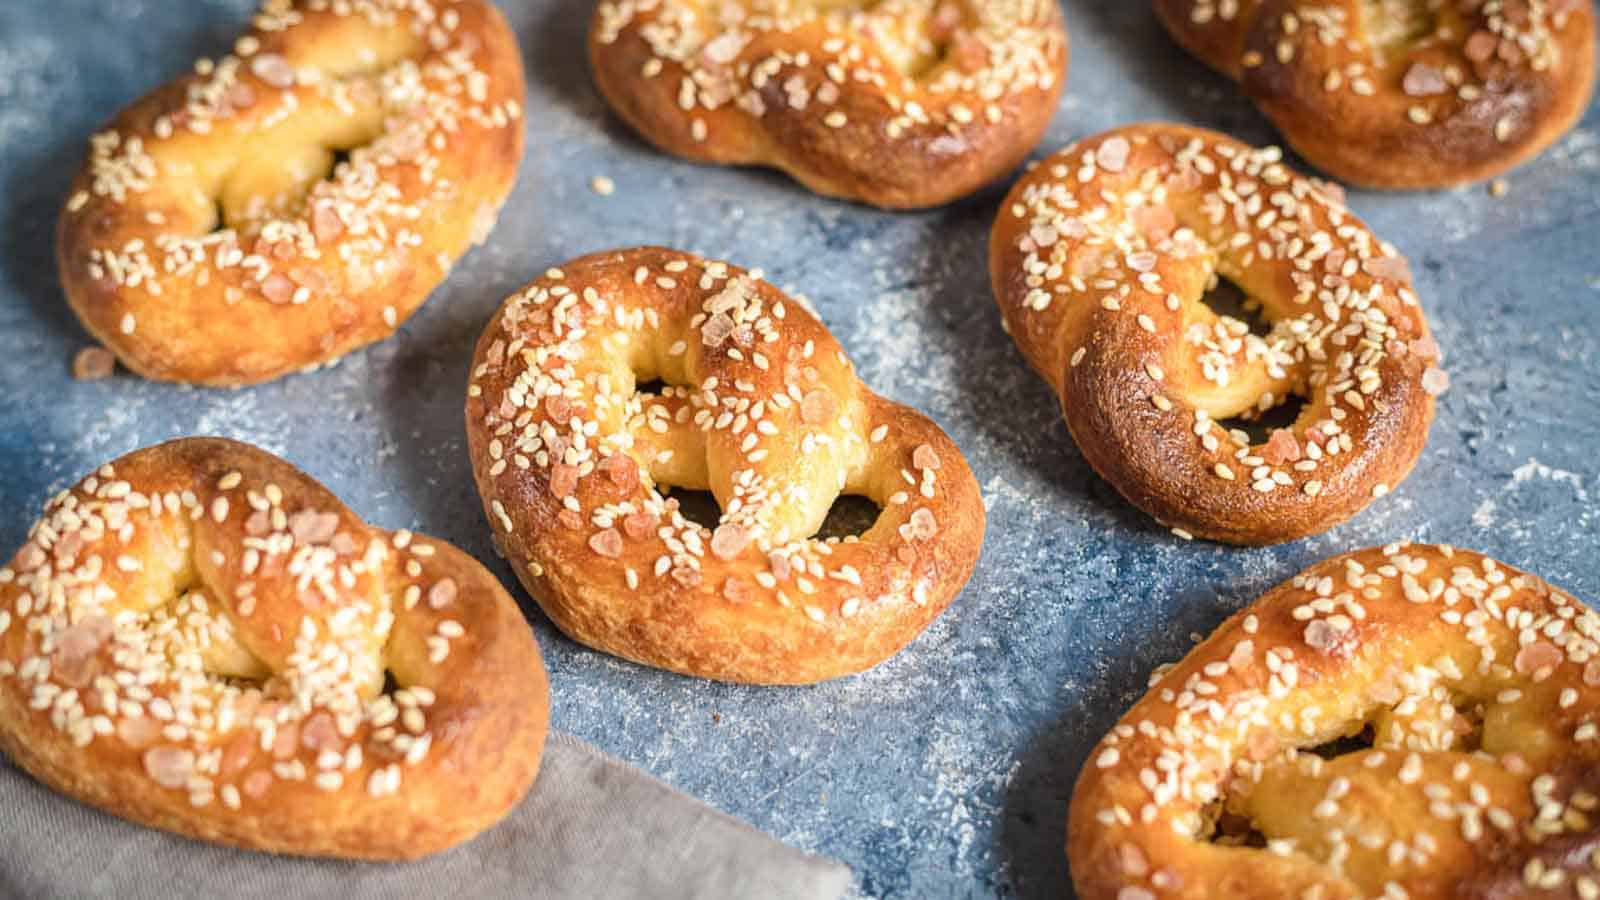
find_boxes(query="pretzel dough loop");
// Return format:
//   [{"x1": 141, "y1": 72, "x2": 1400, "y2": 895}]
[
  {"x1": 57, "y1": 0, "x2": 527, "y2": 385},
  {"x1": 1069, "y1": 545, "x2": 1600, "y2": 899},
  {"x1": 467, "y1": 248, "x2": 986, "y2": 684},
  {"x1": 0, "y1": 439, "x2": 548, "y2": 859},
  {"x1": 588, "y1": 0, "x2": 1068, "y2": 207},
  {"x1": 991, "y1": 124, "x2": 1440, "y2": 545},
  {"x1": 1154, "y1": 0, "x2": 1597, "y2": 187}
]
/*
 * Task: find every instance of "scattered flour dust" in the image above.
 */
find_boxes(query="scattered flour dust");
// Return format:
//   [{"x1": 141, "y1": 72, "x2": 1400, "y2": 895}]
[
  {"x1": 1511, "y1": 457, "x2": 1589, "y2": 501},
  {"x1": 1471, "y1": 456, "x2": 1588, "y2": 531}
]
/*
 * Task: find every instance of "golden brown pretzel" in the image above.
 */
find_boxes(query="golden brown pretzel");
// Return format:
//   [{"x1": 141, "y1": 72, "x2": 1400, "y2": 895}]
[
  {"x1": 56, "y1": 0, "x2": 527, "y2": 386},
  {"x1": 1154, "y1": 0, "x2": 1596, "y2": 188},
  {"x1": 1069, "y1": 544, "x2": 1600, "y2": 899},
  {"x1": 587, "y1": 0, "x2": 1069, "y2": 208},
  {"x1": 990, "y1": 124, "x2": 1441, "y2": 545},
  {"x1": 0, "y1": 438, "x2": 548, "y2": 859},
  {"x1": 465, "y1": 247, "x2": 986, "y2": 684}
]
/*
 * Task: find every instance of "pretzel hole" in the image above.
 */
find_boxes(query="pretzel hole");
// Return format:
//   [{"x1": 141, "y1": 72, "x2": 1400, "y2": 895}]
[
  {"x1": 661, "y1": 486, "x2": 723, "y2": 531},
  {"x1": 1306, "y1": 725, "x2": 1375, "y2": 761},
  {"x1": 1200, "y1": 800, "x2": 1269, "y2": 848},
  {"x1": 1361, "y1": 0, "x2": 1439, "y2": 63},
  {"x1": 658, "y1": 486, "x2": 884, "y2": 541},
  {"x1": 1218, "y1": 395, "x2": 1307, "y2": 445},
  {"x1": 1199, "y1": 277, "x2": 1272, "y2": 339},
  {"x1": 816, "y1": 493, "x2": 882, "y2": 540}
]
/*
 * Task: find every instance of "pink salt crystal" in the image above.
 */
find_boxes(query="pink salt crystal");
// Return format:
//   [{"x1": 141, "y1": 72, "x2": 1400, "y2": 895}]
[
  {"x1": 1118, "y1": 842, "x2": 1149, "y2": 877},
  {"x1": 1401, "y1": 63, "x2": 1447, "y2": 96},
  {"x1": 1361, "y1": 255, "x2": 1413, "y2": 283},
  {"x1": 909, "y1": 508, "x2": 938, "y2": 541},
  {"x1": 1421, "y1": 368, "x2": 1450, "y2": 397},
  {"x1": 53, "y1": 616, "x2": 112, "y2": 687},
  {"x1": 1126, "y1": 251, "x2": 1158, "y2": 273},
  {"x1": 243, "y1": 770, "x2": 273, "y2": 799},
  {"x1": 912, "y1": 443, "x2": 941, "y2": 471},
  {"x1": 702, "y1": 313, "x2": 736, "y2": 347},
  {"x1": 588, "y1": 528, "x2": 624, "y2": 558},
  {"x1": 767, "y1": 552, "x2": 792, "y2": 581},
  {"x1": 312, "y1": 204, "x2": 344, "y2": 242},
  {"x1": 722, "y1": 577, "x2": 752, "y2": 603},
  {"x1": 1409, "y1": 336, "x2": 1442, "y2": 361},
  {"x1": 143, "y1": 747, "x2": 196, "y2": 789},
  {"x1": 272, "y1": 721, "x2": 301, "y2": 760},
  {"x1": 220, "y1": 733, "x2": 255, "y2": 776},
  {"x1": 427, "y1": 578, "x2": 458, "y2": 609},
  {"x1": 710, "y1": 524, "x2": 751, "y2": 561},
  {"x1": 261, "y1": 272, "x2": 296, "y2": 305},
  {"x1": 16, "y1": 544, "x2": 45, "y2": 572},
  {"x1": 1514, "y1": 641, "x2": 1562, "y2": 676},
  {"x1": 288, "y1": 510, "x2": 340, "y2": 545},
  {"x1": 117, "y1": 715, "x2": 161, "y2": 748},
  {"x1": 1464, "y1": 31, "x2": 1498, "y2": 62},
  {"x1": 1303, "y1": 619, "x2": 1351, "y2": 656},
  {"x1": 603, "y1": 454, "x2": 640, "y2": 491},
  {"x1": 250, "y1": 54, "x2": 295, "y2": 89},
  {"x1": 1262, "y1": 429, "x2": 1302, "y2": 464},
  {"x1": 300, "y1": 711, "x2": 338, "y2": 750},
  {"x1": 622, "y1": 511, "x2": 659, "y2": 540},
  {"x1": 549, "y1": 464, "x2": 579, "y2": 499},
  {"x1": 1096, "y1": 136, "x2": 1130, "y2": 173},
  {"x1": 801, "y1": 389, "x2": 835, "y2": 425}
]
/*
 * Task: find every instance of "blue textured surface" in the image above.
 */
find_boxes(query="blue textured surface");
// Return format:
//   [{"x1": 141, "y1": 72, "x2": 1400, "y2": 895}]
[{"x1": 2, "y1": 2, "x2": 1598, "y2": 897}]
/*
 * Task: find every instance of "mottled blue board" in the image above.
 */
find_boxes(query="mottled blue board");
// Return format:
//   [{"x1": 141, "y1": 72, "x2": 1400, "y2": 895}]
[{"x1": 1, "y1": 2, "x2": 1597, "y2": 897}]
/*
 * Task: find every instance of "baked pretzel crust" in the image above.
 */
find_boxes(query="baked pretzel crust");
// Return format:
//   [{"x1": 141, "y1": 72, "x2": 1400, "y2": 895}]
[
  {"x1": 1070, "y1": 544, "x2": 1600, "y2": 899},
  {"x1": 991, "y1": 123, "x2": 1439, "y2": 545},
  {"x1": 466, "y1": 247, "x2": 986, "y2": 684},
  {"x1": 56, "y1": 0, "x2": 527, "y2": 386},
  {"x1": 1155, "y1": 0, "x2": 1596, "y2": 188},
  {"x1": 0, "y1": 438, "x2": 549, "y2": 859},
  {"x1": 588, "y1": 0, "x2": 1068, "y2": 208}
]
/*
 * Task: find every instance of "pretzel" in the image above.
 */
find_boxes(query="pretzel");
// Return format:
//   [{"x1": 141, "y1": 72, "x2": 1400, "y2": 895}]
[
  {"x1": 56, "y1": 0, "x2": 526, "y2": 386},
  {"x1": 1154, "y1": 0, "x2": 1596, "y2": 188},
  {"x1": 1069, "y1": 544, "x2": 1600, "y2": 899},
  {"x1": 587, "y1": 0, "x2": 1068, "y2": 208},
  {"x1": 0, "y1": 438, "x2": 549, "y2": 859},
  {"x1": 990, "y1": 124, "x2": 1442, "y2": 545},
  {"x1": 465, "y1": 247, "x2": 986, "y2": 684}
]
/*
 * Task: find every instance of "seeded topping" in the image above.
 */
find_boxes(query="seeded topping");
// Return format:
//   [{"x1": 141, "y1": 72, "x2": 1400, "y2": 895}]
[
  {"x1": 469, "y1": 249, "x2": 977, "y2": 628},
  {"x1": 999, "y1": 126, "x2": 1441, "y2": 538},
  {"x1": 1193, "y1": 0, "x2": 1585, "y2": 141},
  {"x1": 594, "y1": 0, "x2": 1064, "y2": 142},
  {"x1": 61, "y1": 0, "x2": 525, "y2": 384},
  {"x1": 1075, "y1": 544, "x2": 1600, "y2": 898},
  {"x1": 0, "y1": 442, "x2": 493, "y2": 811}
]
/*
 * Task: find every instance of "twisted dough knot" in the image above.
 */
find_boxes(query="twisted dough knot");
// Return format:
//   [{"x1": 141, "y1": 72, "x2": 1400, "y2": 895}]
[
  {"x1": 1155, "y1": 0, "x2": 1596, "y2": 187},
  {"x1": 588, "y1": 0, "x2": 1068, "y2": 207},
  {"x1": 57, "y1": 0, "x2": 526, "y2": 386},
  {"x1": 466, "y1": 247, "x2": 985, "y2": 684},
  {"x1": 0, "y1": 439, "x2": 548, "y2": 859},
  {"x1": 1070, "y1": 544, "x2": 1600, "y2": 900},
  {"x1": 992, "y1": 124, "x2": 1441, "y2": 545}
]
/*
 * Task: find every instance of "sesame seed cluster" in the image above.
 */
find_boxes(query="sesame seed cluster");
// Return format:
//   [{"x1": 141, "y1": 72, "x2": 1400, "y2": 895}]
[
  {"x1": 0, "y1": 438, "x2": 548, "y2": 859},
  {"x1": 588, "y1": 0, "x2": 1069, "y2": 207},
  {"x1": 465, "y1": 247, "x2": 985, "y2": 684},
  {"x1": 1070, "y1": 543, "x2": 1600, "y2": 900},
  {"x1": 1155, "y1": 0, "x2": 1597, "y2": 188},
  {"x1": 56, "y1": 0, "x2": 527, "y2": 385},
  {"x1": 992, "y1": 123, "x2": 1441, "y2": 545}
]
